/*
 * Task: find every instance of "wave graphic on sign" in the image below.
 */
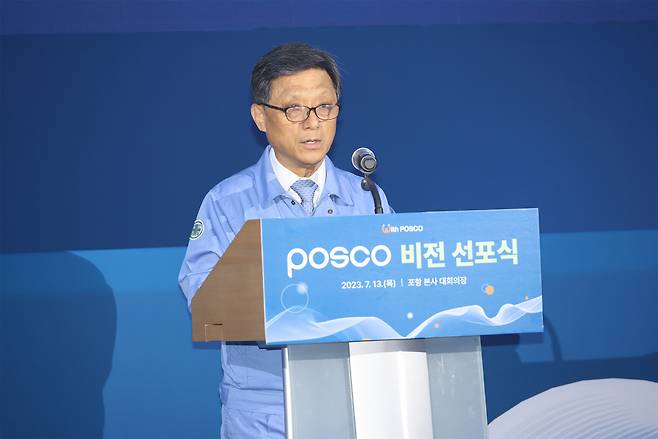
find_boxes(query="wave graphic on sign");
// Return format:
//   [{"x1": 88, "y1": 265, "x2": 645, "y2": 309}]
[
  {"x1": 266, "y1": 308, "x2": 401, "y2": 342},
  {"x1": 266, "y1": 296, "x2": 543, "y2": 343},
  {"x1": 407, "y1": 296, "x2": 542, "y2": 338}
]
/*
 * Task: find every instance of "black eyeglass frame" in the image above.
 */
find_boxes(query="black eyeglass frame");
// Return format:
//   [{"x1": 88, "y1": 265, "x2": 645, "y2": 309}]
[{"x1": 258, "y1": 102, "x2": 341, "y2": 122}]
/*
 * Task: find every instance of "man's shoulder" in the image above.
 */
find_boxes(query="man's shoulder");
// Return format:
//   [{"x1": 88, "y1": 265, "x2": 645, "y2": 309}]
[
  {"x1": 330, "y1": 162, "x2": 389, "y2": 196},
  {"x1": 330, "y1": 163, "x2": 366, "y2": 190},
  {"x1": 332, "y1": 164, "x2": 361, "y2": 183},
  {"x1": 327, "y1": 159, "x2": 393, "y2": 212},
  {"x1": 205, "y1": 162, "x2": 259, "y2": 201}
]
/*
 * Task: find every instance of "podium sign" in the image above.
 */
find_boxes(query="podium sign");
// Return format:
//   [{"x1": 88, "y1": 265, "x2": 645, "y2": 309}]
[{"x1": 261, "y1": 208, "x2": 542, "y2": 345}]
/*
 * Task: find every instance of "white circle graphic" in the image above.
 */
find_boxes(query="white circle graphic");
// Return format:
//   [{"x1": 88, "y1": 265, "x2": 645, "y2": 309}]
[{"x1": 280, "y1": 282, "x2": 310, "y2": 314}]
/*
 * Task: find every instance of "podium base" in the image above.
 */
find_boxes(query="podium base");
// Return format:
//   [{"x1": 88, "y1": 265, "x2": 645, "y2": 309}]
[{"x1": 282, "y1": 336, "x2": 488, "y2": 439}]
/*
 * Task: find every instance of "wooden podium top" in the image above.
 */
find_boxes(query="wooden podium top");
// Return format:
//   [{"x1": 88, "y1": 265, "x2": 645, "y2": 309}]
[{"x1": 191, "y1": 220, "x2": 266, "y2": 342}]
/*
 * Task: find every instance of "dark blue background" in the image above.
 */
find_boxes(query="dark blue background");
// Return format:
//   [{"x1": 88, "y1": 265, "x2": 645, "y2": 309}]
[{"x1": 2, "y1": 23, "x2": 656, "y2": 252}]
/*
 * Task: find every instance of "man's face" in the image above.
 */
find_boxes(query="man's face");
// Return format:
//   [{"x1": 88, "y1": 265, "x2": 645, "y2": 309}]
[{"x1": 251, "y1": 68, "x2": 338, "y2": 177}]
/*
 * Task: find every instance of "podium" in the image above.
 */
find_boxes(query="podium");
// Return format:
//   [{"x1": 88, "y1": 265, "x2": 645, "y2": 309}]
[{"x1": 192, "y1": 210, "x2": 543, "y2": 438}]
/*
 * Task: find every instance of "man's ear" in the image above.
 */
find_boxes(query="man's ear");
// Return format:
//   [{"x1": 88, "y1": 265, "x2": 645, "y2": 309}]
[{"x1": 251, "y1": 104, "x2": 267, "y2": 132}]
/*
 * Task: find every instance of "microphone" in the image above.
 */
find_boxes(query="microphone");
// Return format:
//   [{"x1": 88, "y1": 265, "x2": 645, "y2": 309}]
[
  {"x1": 351, "y1": 147, "x2": 377, "y2": 174},
  {"x1": 351, "y1": 147, "x2": 384, "y2": 214}
]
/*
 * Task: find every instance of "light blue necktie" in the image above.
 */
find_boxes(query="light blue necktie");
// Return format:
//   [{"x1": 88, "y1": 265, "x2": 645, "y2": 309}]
[{"x1": 291, "y1": 179, "x2": 318, "y2": 215}]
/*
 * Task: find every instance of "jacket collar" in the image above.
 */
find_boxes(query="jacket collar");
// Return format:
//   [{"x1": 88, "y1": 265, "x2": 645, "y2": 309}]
[{"x1": 254, "y1": 146, "x2": 355, "y2": 209}]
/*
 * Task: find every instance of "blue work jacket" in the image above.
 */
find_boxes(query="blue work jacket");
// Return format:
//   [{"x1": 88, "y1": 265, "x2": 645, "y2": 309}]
[{"x1": 178, "y1": 146, "x2": 392, "y2": 434}]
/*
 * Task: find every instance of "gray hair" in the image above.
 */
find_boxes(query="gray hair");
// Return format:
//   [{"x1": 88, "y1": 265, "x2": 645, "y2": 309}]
[{"x1": 251, "y1": 42, "x2": 341, "y2": 103}]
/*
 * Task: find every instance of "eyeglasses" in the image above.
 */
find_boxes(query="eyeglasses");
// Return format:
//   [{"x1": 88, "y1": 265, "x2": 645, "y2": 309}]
[{"x1": 259, "y1": 103, "x2": 340, "y2": 122}]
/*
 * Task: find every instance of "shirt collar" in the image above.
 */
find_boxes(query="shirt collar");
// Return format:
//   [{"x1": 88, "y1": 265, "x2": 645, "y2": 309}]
[{"x1": 254, "y1": 145, "x2": 355, "y2": 208}]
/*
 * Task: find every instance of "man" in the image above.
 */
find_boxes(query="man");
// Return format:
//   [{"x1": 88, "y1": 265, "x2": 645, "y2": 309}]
[{"x1": 178, "y1": 43, "x2": 393, "y2": 438}]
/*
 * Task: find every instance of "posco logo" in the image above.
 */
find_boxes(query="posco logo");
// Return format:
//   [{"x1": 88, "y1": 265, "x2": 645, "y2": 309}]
[
  {"x1": 286, "y1": 245, "x2": 392, "y2": 278},
  {"x1": 381, "y1": 224, "x2": 424, "y2": 234}
]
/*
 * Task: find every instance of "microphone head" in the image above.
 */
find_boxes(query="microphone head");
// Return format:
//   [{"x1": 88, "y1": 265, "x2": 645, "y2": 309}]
[{"x1": 352, "y1": 147, "x2": 377, "y2": 174}]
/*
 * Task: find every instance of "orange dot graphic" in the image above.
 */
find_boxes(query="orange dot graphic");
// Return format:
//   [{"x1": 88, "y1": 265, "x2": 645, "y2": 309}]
[
  {"x1": 484, "y1": 285, "x2": 495, "y2": 295},
  {"x1": 434, "y1": 323, "x2": 441, "y2": 329}
]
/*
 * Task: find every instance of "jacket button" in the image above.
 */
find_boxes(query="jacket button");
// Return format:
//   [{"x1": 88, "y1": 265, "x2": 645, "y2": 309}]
[
  {"x1": 291, "y1": 200, "x2": 296, "y2": 205},
  {"x1": 328, "y1": 209, "x2": 334, "y2": 214}
]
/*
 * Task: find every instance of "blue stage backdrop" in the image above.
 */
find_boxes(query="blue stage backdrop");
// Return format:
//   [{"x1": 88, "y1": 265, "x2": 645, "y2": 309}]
[
  {"x1": 1, "y1": 22, "x2": 656, "y2": 253},
  {"x1": 1, "y1": 11, "x2": 657, "y2": 439}
]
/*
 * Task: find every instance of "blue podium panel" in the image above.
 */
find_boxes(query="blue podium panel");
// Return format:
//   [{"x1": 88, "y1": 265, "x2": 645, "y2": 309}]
[{"x1": 261, "y1": 209, "x2": 542, "y2": 345}]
